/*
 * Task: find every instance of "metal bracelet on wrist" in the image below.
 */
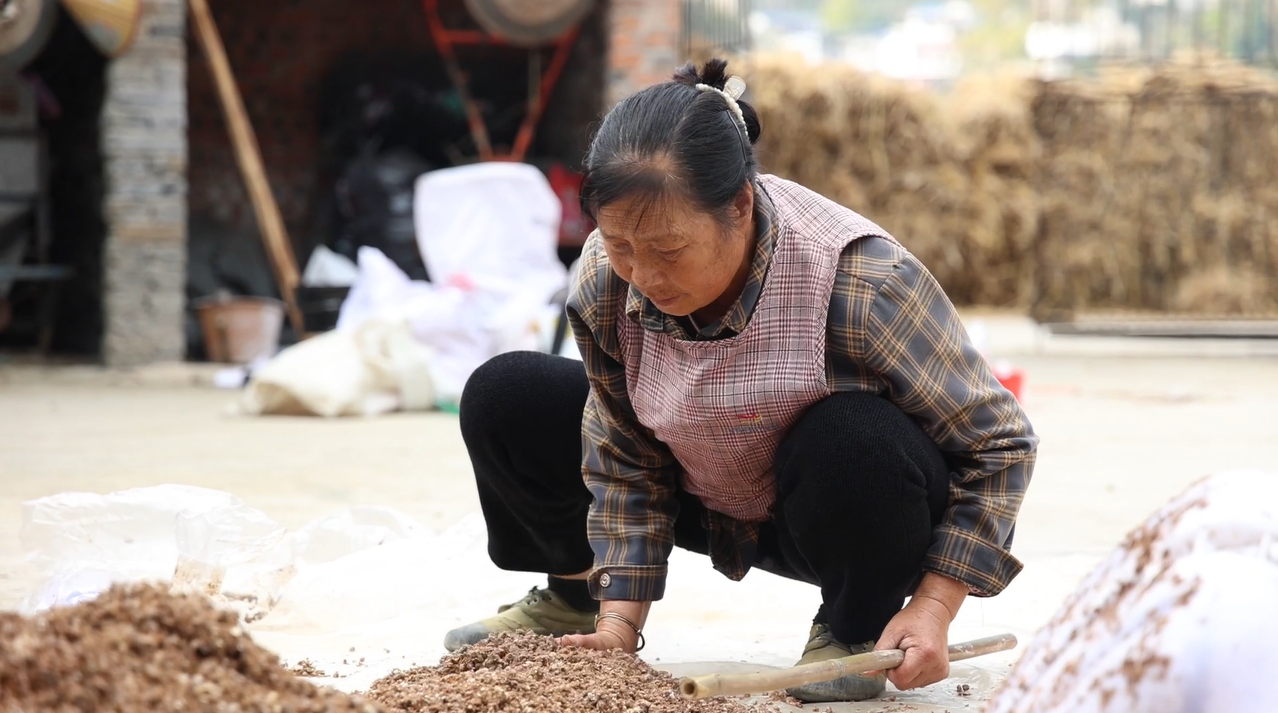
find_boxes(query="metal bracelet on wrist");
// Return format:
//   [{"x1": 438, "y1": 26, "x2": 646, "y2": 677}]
[{"x1": 595, "y1": 611, "x2": 645, "y2": 652}]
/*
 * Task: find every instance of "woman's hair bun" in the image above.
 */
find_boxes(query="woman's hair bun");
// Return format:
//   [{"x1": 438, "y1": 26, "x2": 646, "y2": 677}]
[
  {"x1": 672, "y1": 58, "x2": 731, "y2": 90},
  {"x1": 670, "y1": 57, "x2": 761, "y2": 145}
]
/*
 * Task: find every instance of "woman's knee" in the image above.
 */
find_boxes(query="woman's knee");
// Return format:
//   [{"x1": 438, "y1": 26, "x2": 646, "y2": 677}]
[
  {"x1": 459, "y1": 351, "x2": 588, "y2": 443},
  {"x1": 777, "y1": 392, "x2": 946, "y2": 491}
]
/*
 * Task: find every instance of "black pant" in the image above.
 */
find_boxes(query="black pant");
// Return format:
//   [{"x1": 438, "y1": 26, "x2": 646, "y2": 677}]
[{"x1": 459, "y1": 351, "x2": 951, "y2": 645}]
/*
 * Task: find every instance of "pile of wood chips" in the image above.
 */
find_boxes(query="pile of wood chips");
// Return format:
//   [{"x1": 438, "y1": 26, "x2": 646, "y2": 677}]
[
  {"x1": 0, "y1": 584, "x2": 761, "y2": 713},
  {"x1": 0, "y1": 583, "x2": 380, "y2": 713},
  {"x1": 366, "y1": 632, "x2": 757, "y2": 713}
]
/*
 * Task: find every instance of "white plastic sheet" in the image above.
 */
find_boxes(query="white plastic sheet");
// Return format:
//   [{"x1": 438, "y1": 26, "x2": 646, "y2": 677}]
[
  {"x1": 20, "y1": 484, "x2": 244, "y2": 571},
  {"x1": 171, "y1": 504, "x2": 287, "y2": 596},
  {"x1": 286, "y1": 505, "x2": 430, "y2": 567},
  {"x1": 19, "y1": 485, "x2": 286, "y2": 615},
  {"x1": 17, "y1": 486, "x2": 431, "y2": 626},
  {"x1": 987, "y1": 470, "x2": 1278, "y2": 713},
  {"x1": 255, "y1": 512, "x2": 499, "y2": 634}
]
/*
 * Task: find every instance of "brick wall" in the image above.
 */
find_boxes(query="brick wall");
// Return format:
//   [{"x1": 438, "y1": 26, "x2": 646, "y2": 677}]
[
  {"x1": 606, "y1": 0, "x2": 683, "y2": 106},
  {"x1": 102, "y1": 0, "x2": 188, "y2": 366}
]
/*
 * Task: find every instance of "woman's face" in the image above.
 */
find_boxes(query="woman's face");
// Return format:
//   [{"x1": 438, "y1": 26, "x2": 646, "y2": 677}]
[{"x1": 596, "y1": 189, "x2": 754, "y2": 319}]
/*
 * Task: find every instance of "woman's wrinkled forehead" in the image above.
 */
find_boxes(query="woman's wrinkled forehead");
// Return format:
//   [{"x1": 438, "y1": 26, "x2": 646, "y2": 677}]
[{"x1": 597, "y1": 193, "x2": 710, "y2": 246}]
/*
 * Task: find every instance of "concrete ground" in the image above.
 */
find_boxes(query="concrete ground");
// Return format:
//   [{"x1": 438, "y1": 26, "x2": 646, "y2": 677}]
[{"x1": 2, "y1": 319, "x2": 1276, "y2": 711}]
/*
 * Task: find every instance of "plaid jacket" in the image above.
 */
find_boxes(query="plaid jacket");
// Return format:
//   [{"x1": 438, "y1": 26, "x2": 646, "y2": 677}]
[{"x1": 566, "y1": 175, "x2": 1038, "y2": 603}]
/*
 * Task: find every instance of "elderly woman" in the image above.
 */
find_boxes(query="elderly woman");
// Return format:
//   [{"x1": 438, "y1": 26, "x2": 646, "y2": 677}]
[{"x1": 447, "y1": 59, "x2": 1037, "y2": 703}]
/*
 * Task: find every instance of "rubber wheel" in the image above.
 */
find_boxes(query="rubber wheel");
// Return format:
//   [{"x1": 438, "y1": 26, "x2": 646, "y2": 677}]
[
  {"x1": 0, "y1": 0, "x2": 58, "y2": 70},
  {"x1": 462, "y1": 0, "x2": 594, "y2": 47}
]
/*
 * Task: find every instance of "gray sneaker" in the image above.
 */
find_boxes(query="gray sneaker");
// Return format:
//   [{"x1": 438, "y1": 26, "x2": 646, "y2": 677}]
[
  {"x1": 442, "y1": 586, "x2": 597, "y2": 652},
  {"x1": 784, "y1": 623, "x2": 888, "y2": 702}
]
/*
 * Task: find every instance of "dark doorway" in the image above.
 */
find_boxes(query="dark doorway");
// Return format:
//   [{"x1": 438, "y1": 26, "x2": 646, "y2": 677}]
[{"x1": 0, "y1": 8, "x2": 108, "y2": 356}]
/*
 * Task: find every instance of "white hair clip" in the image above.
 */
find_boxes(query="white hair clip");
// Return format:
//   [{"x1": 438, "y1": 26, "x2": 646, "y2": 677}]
[{"x1": 695, "y1": 77, "x2": 749, "y2": 137}]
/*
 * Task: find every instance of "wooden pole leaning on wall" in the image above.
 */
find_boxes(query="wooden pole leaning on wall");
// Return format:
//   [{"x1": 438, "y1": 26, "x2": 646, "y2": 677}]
[{"x1": 187, "y1": 0, "x2": 306, "y2": 337}]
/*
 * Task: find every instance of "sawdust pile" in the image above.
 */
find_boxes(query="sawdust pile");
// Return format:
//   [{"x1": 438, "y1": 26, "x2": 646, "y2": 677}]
[
  {"x1": 747, "y1": 54, "x2": 1278, "y2": 316},
  {"x1": 0, "y1": 585, "x2": 760, "y2": 713},
  {"x1": 0, "y1": 583, "x2": 380, "y2": 713},
  {"x1": 366, "y1": 632, "x2": 755, "y2": 713}
]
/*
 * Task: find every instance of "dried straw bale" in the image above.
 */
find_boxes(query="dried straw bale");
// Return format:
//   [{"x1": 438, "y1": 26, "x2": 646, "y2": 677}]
[
  {"x1": 745, "y1": 54, "x2": 1276, "y2": 314},
  {"x1": 946, "y1": 74, "x2": 1043, "y2": 307},
  {"x1": 1030, "y1": 60, "x2": 1278, "y2": 316},
  {"x1": 751, "y1": 55, "x2": 1036, "y2": 307}
]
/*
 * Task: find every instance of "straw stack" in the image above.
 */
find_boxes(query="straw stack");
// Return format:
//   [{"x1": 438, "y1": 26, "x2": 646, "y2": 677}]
[
  {"x1": 750, "y1": 55, "x2": 1015, "y2": 306},
  {"x1": 1030, "y1": 61, "x2": 1278, "y2": 316},
  {"x1": 947, "y1": 74, "x2": 1041, "y2": 307},
  {"x1": 747, "y1": 54, "x2": 1278, "y2": 316}
]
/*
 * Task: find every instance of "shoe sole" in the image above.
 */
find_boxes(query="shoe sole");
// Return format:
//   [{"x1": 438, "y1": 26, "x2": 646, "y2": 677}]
[{"x1": 786, "y1": 676, "x2": 887, "y2": 703}]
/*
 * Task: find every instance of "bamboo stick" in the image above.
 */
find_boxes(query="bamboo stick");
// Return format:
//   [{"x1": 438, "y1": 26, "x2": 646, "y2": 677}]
[{"x1": 679, "y1": 633, "x2": 1018, "y2": 700}]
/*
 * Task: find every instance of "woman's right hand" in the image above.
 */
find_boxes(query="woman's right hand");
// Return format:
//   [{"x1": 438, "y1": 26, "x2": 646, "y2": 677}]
[
  {"x1": 559, "y1": 625, "x2": 637, "y2": 653},
  {"x1": 559, "y1": 600, "x2": 649, "y2": 654}
]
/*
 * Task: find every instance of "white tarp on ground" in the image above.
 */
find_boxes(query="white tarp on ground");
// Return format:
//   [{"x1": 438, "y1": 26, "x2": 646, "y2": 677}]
[
  {"x1": 15, "y1": 483, "x2": 1017, "y2": 711},
  {"x1": 241, "y1": 162, "x2": 568, "y2": 416},
  {"x1": 18, "y1": 485, "x2": 426, "y2": 624},
  {"x1": 24, "y1": 474, "x2": 1278, "y2": 710}
]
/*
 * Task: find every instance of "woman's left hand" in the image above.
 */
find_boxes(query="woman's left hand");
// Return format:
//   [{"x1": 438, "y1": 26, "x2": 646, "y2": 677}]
[
  {"x1": 873, "y1": 598, "x2": 952, "y2": 690},
  {"x1": 871, "y1": 572, "x2": 967, "y2": 690}
]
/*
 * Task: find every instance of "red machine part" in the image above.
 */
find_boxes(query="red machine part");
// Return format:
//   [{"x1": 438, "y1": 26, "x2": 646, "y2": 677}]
[
  {"x1": 423, "y1": 0, "x2": 580, "y2": 163},
  {"x1": 547, "y1": 163, "x2": 593, "y2": 247}
]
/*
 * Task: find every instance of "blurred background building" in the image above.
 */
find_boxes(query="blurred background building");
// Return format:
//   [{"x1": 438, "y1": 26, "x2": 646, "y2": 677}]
[
  {"x1": 0, "y1": 0, "x2": 1274, "y2": 367},
  {"x1": 1, "y1": 0, "x2": 697, "y2": 365}
]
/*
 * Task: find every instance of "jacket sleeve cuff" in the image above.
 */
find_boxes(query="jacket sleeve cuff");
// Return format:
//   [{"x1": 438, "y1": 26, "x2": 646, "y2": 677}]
[
  {"x1": 923, "y1": 526, "x2": 1024, "y2": 598},
  {"x1": 587, "y1": 564, "x2": 668, "y2": 601}
]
